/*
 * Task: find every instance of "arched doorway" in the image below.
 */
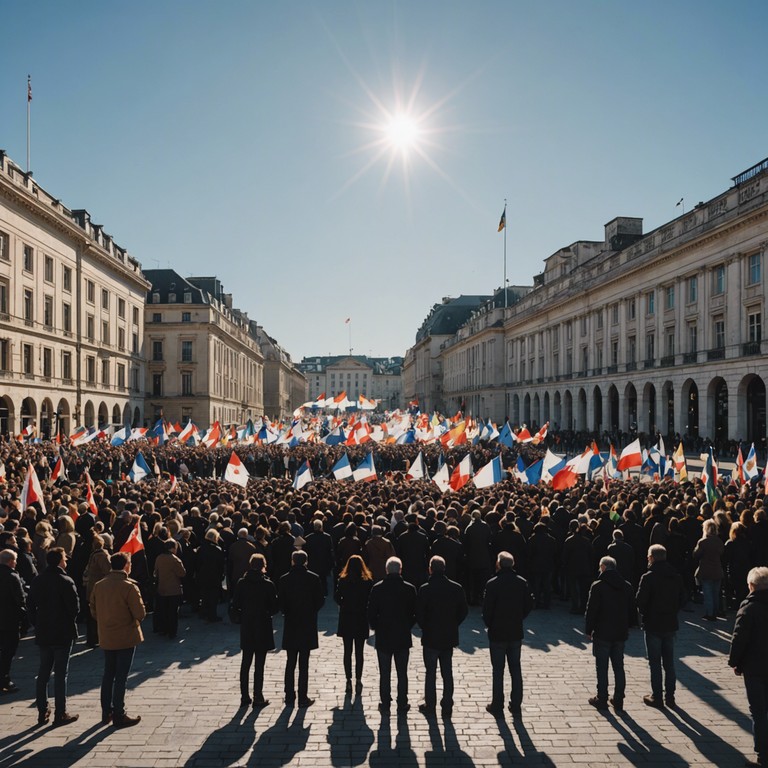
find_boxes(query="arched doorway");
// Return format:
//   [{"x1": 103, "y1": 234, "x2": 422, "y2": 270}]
[
  {"x1": 553, "y1": 391, "x2": 561, "y2": 429},
  {"x1": 625, "y1": 383, "x2": 638, "y2": 433},
  {"x1": 112, "y1": 404, "x2": 121, "y2": 425},
  {"x1": 608, "y1": 385, "x2": 619, "y2": 434},
  {"x1": 98, "y1": 402, "x2": 109, "y2": 429},
  {"x1": 532, "y1": 393, "x2": 540, "y2": 427},
  {"x1": 577, "y1": 388, "x2": 587, "y2": 431},
  {"x1": 708, "y1": 377, "x2": 728, "y2": 444},
  {"x1": 593, "y1": 386, "x2": 602, "y2": 433},
  {"x1": 543, "y1": 392, "x2": 550, "y2": 424},
  {"x1": 512, "y1": 394, "x2": 520, "y2": 425},
  {"x1": 643, "y1": 383, "x2": 656, "y2": 435},
  {"x1": 20, "y1": 397, "x2": 37, "y2": 432},
  {"x1": 523, "y1": 393, "x2": 531, "y2": 425},
  {"x1": 0, "y1": 395, "x2": 13, "y2": 436},
  {"x1": 56, "y1": 398, "x2": 70, "y2": 439},
  {"x1": 133, "y1": 406, "x2": 141, "y2": 428},
  {"x1": 40, "y1": 398, "x2": 54, "y2": 440},
  {"x1": 84, "y1": 400, "x2": 95, "y2": 427},
  {"x1": 662, "y1": 381, "x2": 675, "y2": 437},
  {"x1": 681, "y1": 379, "x2": 699, "y2": 437},
  {"x1": 564, "y1": 391, "x2": 573, "y2": 430},
  {"x1": 743, "y1": 375, "x2": 766, "y2": 445}
]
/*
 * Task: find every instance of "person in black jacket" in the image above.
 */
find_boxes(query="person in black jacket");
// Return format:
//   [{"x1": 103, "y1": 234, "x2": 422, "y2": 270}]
[
  {"x1": 527, "y1": 523, "x2": 557, "y2": 609},
  {"x1": 482, "y1": 551, "x2": 534, "y2": 716},
  {"x1": 278, "y1": 550, "x2": 324, "y2": 707},
  {"x1": 562, "y1": 521, "x2": 594, "y2": 615},
  {"x1": 636, "y1": 544, "x2": 687, "y2": 708},
  {"x1": 196, "y1": 529, "x2": 225, "y2": 622},
  {"x1": 0, "y1": 548, "x2": 27, "y2": 696},
  {"x1": 728, "y1": 566, "x2": 768, "y2": 768},
  {"x1": 584, "y1": 556, "x2": 635, "y2": 711},
  {"x1": 28, "y1": 548, "x2": 80, "y2": 725},
  {"x1": 415, "y1": 555, "x2": 468, "y2": 717},
  {"x1": 231, "y1": 553, "x2": 279, "y2": 708},
  {"x1": 367, "y1": 556, "x2": 417, "y2": 713},
  {"x1": 463, "y1": 511, "x2": 493, "y2": 605},
  {"x1": 396, "y1": 517, "x2": 430, "y2": 591},
  {"x1": 334, "y1": 554, "x2": 373, "y2": 692},
  {"x1": 304, "y1": 520, "x2": 334, "y2": 596}
]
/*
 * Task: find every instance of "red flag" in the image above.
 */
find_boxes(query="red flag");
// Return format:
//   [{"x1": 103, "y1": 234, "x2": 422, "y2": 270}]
[
  {"x1": 85, "y1": 472, "x2": 98, "y2": 516},
  {"x1": 120, "y1": 518, "x2": 144, "y2": 554},
  {"x1": 50, "y1": 455, "x2": 67, "y2": 483},
  {"x1": 20, "y1": 464, "x2": 47, "y2": 515},
  {"x1": 169, "y1": 475, "x2": 178, "y2": 493}
]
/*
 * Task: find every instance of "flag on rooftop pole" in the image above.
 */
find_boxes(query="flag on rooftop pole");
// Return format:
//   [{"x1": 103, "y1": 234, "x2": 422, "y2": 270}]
[{"x1": 497, "y1": 207, "x2": 506, "y2": 232}]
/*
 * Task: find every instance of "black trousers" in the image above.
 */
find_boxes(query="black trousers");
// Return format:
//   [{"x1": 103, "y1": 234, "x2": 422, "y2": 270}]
[
  {"x1": 240, "y1": 649, "x2": 267, "y2": 702},
  {"x1": 284, "y1": 649, "x2": 310, "y2": 700}
]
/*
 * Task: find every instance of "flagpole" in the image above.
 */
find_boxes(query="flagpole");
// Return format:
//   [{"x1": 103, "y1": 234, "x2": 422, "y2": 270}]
[
  {"x1": 26, "y1": 75, "x2": 31, "y2": 174},
  {"x1": 348, "y1": 319, "x2": 352, "y2": 357},
  {"x1": 503, "y1": 199, "x2": 507, "y2": 310}
]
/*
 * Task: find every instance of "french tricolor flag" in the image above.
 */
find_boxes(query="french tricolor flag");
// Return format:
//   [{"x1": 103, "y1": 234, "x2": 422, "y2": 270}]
[
  {"x1": 473, "y1": 455, "x2": 503, "y2": 488},
  {"x1": 292, "y1": 460, "x2": 313, "y2": 490}
]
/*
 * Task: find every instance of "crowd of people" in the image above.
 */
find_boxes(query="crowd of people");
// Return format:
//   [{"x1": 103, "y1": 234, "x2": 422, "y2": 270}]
[{"x1": 0, "y1": 434, "x2": 767, "y2": 766}]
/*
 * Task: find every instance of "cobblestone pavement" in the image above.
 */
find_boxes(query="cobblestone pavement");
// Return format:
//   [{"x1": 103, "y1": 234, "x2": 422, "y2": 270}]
[{"x1": 0, "y1": 598, "x2": 755, "y2": 767}]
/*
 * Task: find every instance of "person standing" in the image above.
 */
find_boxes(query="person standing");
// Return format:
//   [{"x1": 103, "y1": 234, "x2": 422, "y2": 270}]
[
  {"x1": 584, "y1": 556, "x2": 635, "y2": 712},
  {"x1": 90, "y1": 552, "x2": 146, "y2": 728},
  {"x1": 693, "y1": 519, "x2": 725, "y2": 621},
  {"x1": 278, "y1": 550, "x2": 324, "y2": 707},
  {"x1": 153, "y1": 539, "x2": 186, "y2": 639},
  {"x1": 482, "y1": 551, "x2": 534, "y2": 717},
  {"x1": 367, "y1": 556, "x2": 417, "y2": 713},
  {"x1": 231, "y1": 553, "x2": 279, "y2": 708},
  {"x1": 728, "y1": 566, "x2": 768, "y2": 768},
  {"x1": 28, "y1": 548, "x2": 80, "y2": 725},
  {"x1": 196, "y1": 529, "x2": 225, "y2": 622},
  {"x1": 463, "y1": 511, "x2": 493, "y2": 606},
  {"x1": 0, "y1": 549, "x2": 27, "y2": 695},
  {"x1": 415, "y1": 555, "x2": 468, "y2": 717},
  {"x1": 304, "y1": 519, "x2": 335, "y2": 596},
  {"x1": 636, "y1": 544, "x2": 687, "y2": 708}
]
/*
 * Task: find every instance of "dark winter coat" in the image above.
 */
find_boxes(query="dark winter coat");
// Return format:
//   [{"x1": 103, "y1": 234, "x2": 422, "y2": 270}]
[
  {"x1": 728, "y1": 588, "x2": 768, "y2": 677},
  {"x1": 334, "y1": 577, "x2": 372, "y2": 639},
  {"x1": 636, "y1": 560, "x2": 687, "y2": 633},
  {"x1": 584, "y1": 568, "x2": 635, "y2": 642},
  {"x1": 195, "y1": 540, "x2": 225, "y2": 591},
  {"x1": 562, "y1": 533, "x2": 594, "y2": 577},
  {"x1": 463, "y1": 519, "x2": 493, "y2": 569},
  {"x1": 28, "y1": 565, "x2": 80, "y2": 647},
  {"x1": 278, "y1": 566, "x2": 324, "y2": 651},
  {"x1": 232, "y1": 571, "x2": 279, "y2": 652},
  {"x1": 304, "y1": 531, "x2": 334, "y2": 577},
  {"x1": 396, "y1": 528, "x2": 430, "y2": 587},
  {"x1": 416, "y1": 573, "x2": 468, "y2": 650},
  {"x1": 367, "y1": 573, "x2": 417, "y2": 651},
  {"x1": 693, "y1": 534, "x2": 725, "y2": 581},
  {"x1": 482, "y1": 568, "x2": 534, "y2": 642},
  {"x1": 429, "y1": 535, "x2": 465, "y2": 582},
  {"x1": 0, "y1": 563, "x2": 27, "y2": 635},
  {"x1": 527, "y1": 530, "x2": 557, "y2": 575}
]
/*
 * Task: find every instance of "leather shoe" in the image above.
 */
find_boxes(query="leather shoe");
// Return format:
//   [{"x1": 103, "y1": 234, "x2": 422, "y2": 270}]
[
  {"x1": 101, "y1": 711, "x2": 113, "y2": 725},
  {"x1": 37, "y1": 706, "x2": 51, "y2": 726},
  {"x1": 609, "y1": 697, "x2": 624, "y2": 712},
  {"x1": 643, "y1": 695, "x2": 664, "y2": 708},
  {"x1": 114, "y1": 713, "x2": 141, "y2": 728},
  {"x1": 53, "y1": 712, "x2": 79, "y2": 726},
  {"x1": 588, "y1": 696, "x2": 608, "y2": 710}
]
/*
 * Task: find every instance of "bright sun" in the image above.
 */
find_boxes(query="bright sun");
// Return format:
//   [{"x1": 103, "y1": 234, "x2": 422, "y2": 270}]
[{"x1": 385, "y1": 114, "x2": 421, "y2": 152}]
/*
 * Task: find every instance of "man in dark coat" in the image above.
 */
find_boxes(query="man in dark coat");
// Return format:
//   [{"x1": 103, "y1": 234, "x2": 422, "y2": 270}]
[
  {"x1": 728, "y1": 566, "x2": 768, "y2": 768},
  {"x1": 463, "y1": 511, "x2": 493, "y2": 605},
  {"x1": 278, "y1": 550, "x2": 324, "y2": 707},
  {"x1": 303, "y1": 520, "x2": 334, "y2": 595},
  {"x1": 232, "y1": 553, "x2": 279, "y2": 708},
  {"x1": 584, "y1": 556, "x2": 635, "y2": 712},
  {"x1": 0, "y1": 548, "x2": 27, "y2": 695},
  {"x1": 482, "y1": 551, "x2": 534, "y2": 716},
  {"x1": 396, "y1": 516, "x2": 430, "y2": 590},
  {"x1": 196, "y1": 529, "x2": 225, "y2": 622},
  {"x1": 562, "y1": 521, "x2": 594, "y2": 614},
  {"x1": 527, "y1": 523, "x2": 557, "y2": 608},
  {"x1": 636, "y1": 544, "x2": 687, "y2": 708},
  {"x1": 415, "y1": 555, "x2": 468, "y2": 717},
  {"x1": 28, "y1": 548, "x2": 80, "y2": 725},
  {"x1": 367, "y1": 556, "x2": 417, "y2": 713},
  {"x1": 430, "y1": 523, "x2": 464, "y2": 585}
]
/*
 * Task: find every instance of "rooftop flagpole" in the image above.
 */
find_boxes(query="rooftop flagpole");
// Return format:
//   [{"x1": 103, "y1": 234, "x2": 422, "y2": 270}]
[
  {"x1": 345, "y1": 317, "x2": 352, "y2": 356},
  {"x1": 498, "y1": 201, "x2": 507, "y2": 309},
  {"x1": 26, "y1": 75, "x2": 32, "y2": 174}
]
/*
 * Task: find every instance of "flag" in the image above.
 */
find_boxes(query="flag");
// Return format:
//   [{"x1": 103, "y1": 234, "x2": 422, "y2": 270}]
[
  {"x1": 736, "y1": 445, "x2": 746, "y2": 485},
  {"x1": 516, "y1": 426, "x2": 532, "y2": 443},
  {"x1": 50, "y1": 454, "x2": 67, "y2": 483},
  {"x1": 497, "y1": 422, "x2": 515, "y2": 448},
  {"x1": 551, "y1": 465, "x2": 579, "y2": 490},
  {"x1": 449, "y1": 455, "x2": 472, "y2": 492},
  {"x1": 84, "y1": 471, "x2": 98, "y2": 515},
  {"x1": 352, "y1": 453, "x2": 377, "y2": 482},
  {"x1": 128, "y1": 451, "x2": 152, "y2": 482},
  {"x1": 406, "y1": 451, "x2": 428, "y2": 481},
  {"x1": 541, "y1": 449, "x2": 567, "y2": 483},
  {"x1": 432, "y1": 462, "x2": 451, "y2": 494},
  {"x1": 111, "y1": 423, "x2": 132, "y2": 446},
  {"x1": 673, "y1": 442, "x2": 688, "y2": 482},
  {"x1": 0, "y1": 461, "x2": 5, "y2": 483},
  {"x1": 521, "y1": 458, "x2": 544, "y2": 485},
  {"x1": 497, "y1": 207, "x2": 506, "y2": 232},
  {"x1": 120, "y1": 518, "x2": 144, "y2": 555},
  {"x1": 440, "y1": 420, "x2": 467, "y2": 448},
  {"x1": 20, "y1": 464, "x2": 46, "y2": 514},
  {"x1": 27, "y1": 75, "x2": 32, "y2": 103},
  {"x1": 201, "y1": 421, "x2": 222, "y2": 448},
  {"x1": 701, "y1": 450, "x2": 719, "y2": 504},
  {"x1": 178, "y1": 421, "x2": 200, "y2": 445},
  {"x1": 617, "y1": 439, "x2": 643, "y2": 471},
  {"x1": 224, "y1": 452, "x2": 250, "y2": 487},
  {"x1": 332, "y1": 452, "x2": 353, "y2": 480},
  {"x1": 532, "y1": 422, "x2": 549, "y2": 444},
  {"x1": 744, "y1": 443, "x2": 759, "y2": 481},
  {"x1": 293, "y1": 460, "x2": 313, "y2": 490},
  {"x1": 169, "y1": 475, "x2": 178, "y2": 493},
  {"x1": 474, "y1": 455, "x2": 503, "y2": 489}
]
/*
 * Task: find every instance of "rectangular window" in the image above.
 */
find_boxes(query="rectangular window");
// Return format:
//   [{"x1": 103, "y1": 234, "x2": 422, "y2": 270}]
[
  {"x1": 182, "y1": 312, "x2": 191, "y2": 322},
  {"x1": 62, "y1": 266, "x2": 72, "y2": 292},
  {"x1": 118, "y1": 327, "x2": 126, "y2": 350},
  {"x1": 0, "y1": 230, "x2": 8, "y2": 261},
  {"x1": 117, "y1": 363, "x2": 126, "y2": 389},
  {"x1": 646, "y1": 334, "x2": 655, "y2": 362},
  {"x1": 687, "y1": 275, "x2": 698, "y2": 303},
  {"x1": 628, "y1": 336, "x2": 636, "y2": 363},
  {"x1": 181, "y1": 340, "x2": 193, "y2": 362},
  {"x1": 611, "y1": 340, "x2": 618, "y2": 366},
  {"x1": 714, "y1": 317, "x2": 725, "y2": 349},
  {"x1": 713, "y1": 265, "x2": 725, "y2": 295},
  {"x1": 101, "y1": 359, "x2": 110, "y2": 386},
  {"x1": 23, "y1": 289, "x2": 34, "y2": 323},
  {"x1": 627, "y1": 298, "x2": 636, "y2": 321},
  {"x1": 152, "y1": 313, "x2": 161, "y2": 323},
  {"x1": 117, "y1": 298, "x2": 126, "y2": 319},
  {"x1": 131, "y1": 367, "x2": 139, "y2": 391},
  {"x1": 86, "y1": 356, "x2": 95, "y2": 384},
  {"x1": 749, "y1": 253, "x2": 762, "y2": 285},
  {"x1": 0, "y1": 279, "x2": 8, "y2": 319},
  {"x1": 596, "y1": 346, "x2": 603, "y2": 370},
  {"x1": 101, "y1": 289, "x2": 110, "y2": 310},
  {"x1": 23, "y1": 244, "x2": 34, "y2": 272},
  {"x1": 152, "y1": 373, "x2": 163, "y2": 397},
  {"x1": 688, "y1": 324, "x2": 698, "y2": 353},
  {"x1": 181, "y1": 372, "x2": 193, "y2": 395},
  {"x1": 611, "y1": 304, "x2": 619, "y2": 325},
  {"x1": 62, "y1": 352, "x2": 72, "y2": 381},
  {"x1": 595, "y1": 311, "x2": 603, "y2": 330},
  {"x1": 86, "y1": 279, "x2": 95, "y2": 303},
  {"x1": 44, "y1": 255, "x2": 54, "y2": 283},
  {"x1": 646, "y1": 291, "x2": 655, "y2": 315},
  {"x1": 566, "y1": 321, "x2": 572, "y2": 341},
  {"x1": 580, "y1": 316, "x2": 587, "y2": 336},
  {"x1": 62, "y1": 303, "x2": 71, "y2": 333},
  {"x1": 86, "y1": 314, "x2": 95, "y2": 342},
  {"x1": 23, "y1": 344, "x2": 33, "y2": 374},
  {"x1": 749, "y1": 311, "x2": 762, "y2": 343},
  {"x1": 666, "y1": 329, "x2": 675, "y2": 357},
  {"x1": 183, "y1": 292, "x2": 192, "y2": 304},
  {"x1": 43, "y1": 347, "x2": 52, "y2": 378},
  {"x1": 665, "y1": 285, "x2": 675, "y2": 310},
  {"x1": 0, "y1": 339, "x2": 9, "y2": 371},
  {"x1": 44, "y1": 296, "x2": 54, "y2": 329},
  {"x1": 102, "y1": 321, "x2": 110, "y2": 345},
  {"x1": 152, "y1": 340, "x2": 163, "y2": 361},
  {"x1": 132, "y1": 306, "x2": 139, "y2": 325},
  {"x1": 132, "y1": 333, "x2": 139, "y2": 354},
  {"x1": 581, "y1": 347, "x2": 588, "y2": 373}
]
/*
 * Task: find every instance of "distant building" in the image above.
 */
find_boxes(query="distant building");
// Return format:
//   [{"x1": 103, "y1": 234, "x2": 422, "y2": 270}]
[
  {"x1": 251, "y1": 324, "x2": 307, "y2": 421},
  {"x1": 143, "y1": 270, "x2": 263, "y2": 426},
  {"x1": 298, "y1": 355, "x2": 403, "y2": 410},
  {"x1": 0, "y1": 150, "x2": 149, "y2": 437}
]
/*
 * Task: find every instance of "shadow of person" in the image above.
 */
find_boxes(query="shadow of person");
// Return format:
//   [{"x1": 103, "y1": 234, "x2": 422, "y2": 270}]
[
  {"x1": 183, "y1": 707, "x2": 259, "y2": 767},
  {"x1": 437, "y1": 716, "x2": 476, "y2": 767},
  {"x1": 247, "y1": 707, "x2": 310, "y2": 768},
  {"x1": 610, "y1": 710, "x2": 689, "y2": 767},
  {"x1": 327, "y1": 691, "x2": 373, "y2": 766},
  {"x1": 369, "y1": 711, "x2": 418, "y2": 768},
  {"x1": 1, "y1": 723, "x2": 110, "y2": 768}
]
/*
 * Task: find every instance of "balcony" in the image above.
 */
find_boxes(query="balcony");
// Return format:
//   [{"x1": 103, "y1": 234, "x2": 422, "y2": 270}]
[
  {"x1": 626, "y1": 361, "x2": 637, "y2": 372},
  {"x1": 644, "y1": 358, "x2": 655, "y2": 369},
  {"x1": 742, "y1": 341, "x2": 761, "y2": 356},
  {"x1": 607, "y1": 365, "x2": 618, "y2": 374},
  {"x1": 707, "y1": 348, "x2": 726, "y2": 361},
  {"x1": 660, "y1": 355, "x2": 675, "y2": 368},
  {"x1": 682, "y1": 352, "x2": 697, "y2": 364}
]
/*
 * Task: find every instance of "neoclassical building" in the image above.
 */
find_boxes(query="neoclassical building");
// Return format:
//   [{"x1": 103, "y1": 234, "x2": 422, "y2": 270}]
[
  {"x1": 407, "y1": 155, "x2": 768, "y2": 446},
  {"x1": 143, "y1": 270, "x2": 264, "y2": 427},
  {"x1": 0, "y1": 150, "x2": 149, "y2": 437}
]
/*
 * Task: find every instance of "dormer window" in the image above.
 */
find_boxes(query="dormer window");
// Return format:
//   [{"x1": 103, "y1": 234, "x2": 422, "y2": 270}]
[
  {"x1": 184, "y1": 292, "x2": 192, "y2": 303},
  {"x1": 168, "y1": 293, "x2": 176, "y2": 303},
  {"x1": 152, "y1": 292, "x2": 160, "y2": 304}
]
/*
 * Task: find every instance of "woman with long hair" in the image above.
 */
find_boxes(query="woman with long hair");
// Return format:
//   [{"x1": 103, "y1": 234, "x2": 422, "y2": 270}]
[
  {"x1": 693, "y1": 518, "x2": 725, "y2": 621},
  {"x1": 334, "y1": 554, "x2": 373, "y2": 693}
]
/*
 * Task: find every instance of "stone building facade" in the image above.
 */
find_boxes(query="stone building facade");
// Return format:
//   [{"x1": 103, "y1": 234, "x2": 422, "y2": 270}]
[{"x1": 0, "y1": 150, "x2": 149, "y2": 437}]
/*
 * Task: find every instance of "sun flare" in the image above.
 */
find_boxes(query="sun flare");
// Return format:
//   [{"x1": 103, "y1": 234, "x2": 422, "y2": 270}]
[{"x1": 384, "y1": 113, "x2": 421, "y2": 152}]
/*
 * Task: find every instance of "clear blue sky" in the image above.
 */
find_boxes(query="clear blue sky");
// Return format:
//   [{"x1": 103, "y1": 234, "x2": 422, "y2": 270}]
[{"x1": 2, "y1": 1, "x2": 767, "y2": 362}]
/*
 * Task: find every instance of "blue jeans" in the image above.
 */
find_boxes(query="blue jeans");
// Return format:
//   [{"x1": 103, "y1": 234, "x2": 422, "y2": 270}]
[
  {"x1": 644, "y1": 631, "x2": 676, "y2": 699},
  {"x1": 423, "y1": 646, "x2": 454, "y2": 709},
  {"x1": 593, "y1": 639, "x2": 625, "y2": 702},
  {"x1": 35, "y1": 643, "x2": 73, "y2": 715},
  {"x1": 490, "y1": 639, "x2": 523, "y2": 709},
  {"x1": 376, "y1": 647, "x2": 409, "y2": 706},
  {"x1": 701, "y1": 579, "x2": 721, "y2": 617},
  {"x1": 101, "y1": 647, "x2": 135, "y2": 718},
  {"x1": 744, "y1": 674, "x2": 768, "y2": 761}
]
